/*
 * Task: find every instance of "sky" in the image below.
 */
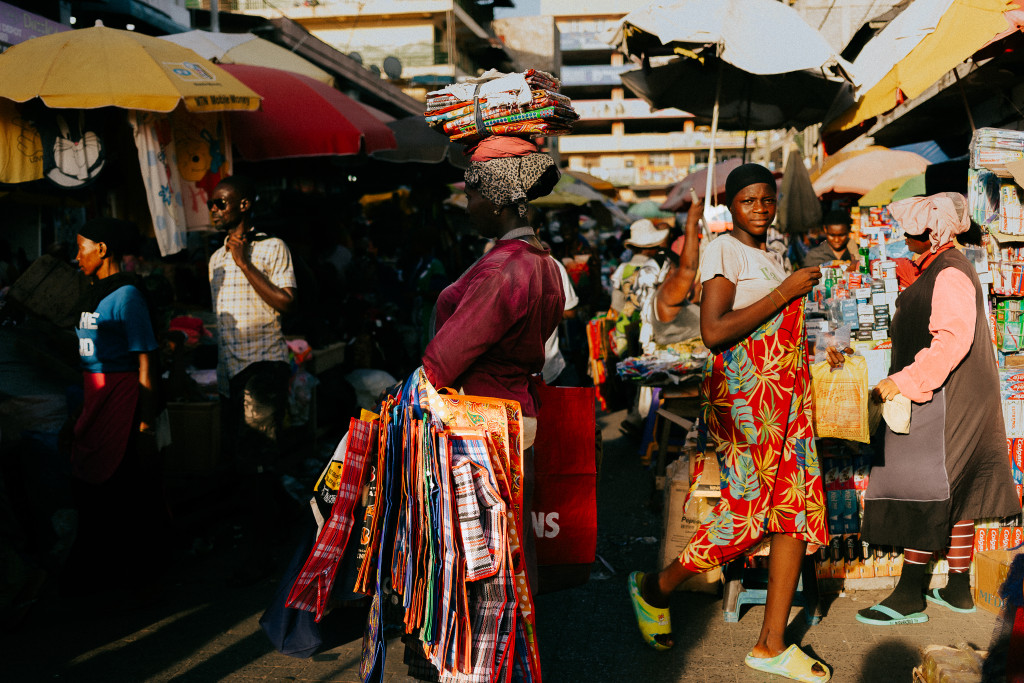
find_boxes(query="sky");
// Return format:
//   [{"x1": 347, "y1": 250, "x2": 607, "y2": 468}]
[{"x1": 494, "y1": 0, "x2": 540, "y2": 19}]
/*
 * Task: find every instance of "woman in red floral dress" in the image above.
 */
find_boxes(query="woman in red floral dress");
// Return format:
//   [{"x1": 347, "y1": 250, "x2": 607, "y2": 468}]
[{"x1": 627, "y1": 164, "x2": 830, "y2": 683}]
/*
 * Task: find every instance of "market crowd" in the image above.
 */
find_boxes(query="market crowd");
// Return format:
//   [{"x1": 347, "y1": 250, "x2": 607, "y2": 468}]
[{"x1": 1, "y1": 151, "x2": 1021, "y2": 681}]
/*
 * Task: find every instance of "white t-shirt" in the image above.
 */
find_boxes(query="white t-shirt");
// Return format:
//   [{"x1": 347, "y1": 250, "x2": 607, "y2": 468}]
[
  {"x1": 699, "y1": 234, "x2": 787, "y2": 309},
  {"x1": 542, "y1": 259, "x2": 580, "y2": 384}
]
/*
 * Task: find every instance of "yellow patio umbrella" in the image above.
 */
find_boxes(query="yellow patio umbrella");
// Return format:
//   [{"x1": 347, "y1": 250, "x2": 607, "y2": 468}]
[
  {"x1": 890, "y1": 173, "x2": 927, "y2": 201},
  {"x1": 0, "y1": 24, "x2": 260, "y2": 113},
  {"x1": 530, "y1": 174, "x2": 604, "y2": 207},
  {"x1": 857, "y1": 174, "x2": 916, "y2": 206},
  {"x1": 565, "y1": 169, "x2": 617, "y2": 196},
  {"x1": 825, "y1": 0, "x2": 1012, "y2": 135}
]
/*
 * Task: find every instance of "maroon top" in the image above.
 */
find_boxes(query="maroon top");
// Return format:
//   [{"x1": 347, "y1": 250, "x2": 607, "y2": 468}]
[{"x1": 423, "y1": 239, "x2": 565, "y2": 416}]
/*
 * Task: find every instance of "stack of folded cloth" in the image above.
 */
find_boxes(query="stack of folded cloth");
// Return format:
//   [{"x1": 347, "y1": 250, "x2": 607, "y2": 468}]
[
  {"x1": 616, "y1": 341, "x2": 709, "y2": 384},
  {"x1": 425, "y1": 68, "x2": 578, "y2": 143}
]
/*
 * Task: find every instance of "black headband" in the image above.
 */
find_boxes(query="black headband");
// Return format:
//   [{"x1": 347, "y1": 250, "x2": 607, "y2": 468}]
[{"x1": 724, "y1": 163, "x2": 776, "y2": 206}]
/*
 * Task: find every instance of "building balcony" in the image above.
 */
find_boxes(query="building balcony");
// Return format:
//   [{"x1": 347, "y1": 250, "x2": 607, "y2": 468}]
[
  {"x1": 560, "y1": 64, "x2": 633, "y2": 88},
  {"x1": 200, "y1": 0, "x2": 496, "y2": 23},
  {"x1": 560, "y1": 31, "x2": 613, "y2": 52},
  {"x1": 590, "y1": 167, "x2": 638, "y2": 187},
  {"x1": 574, "y1": 99, "x2": 690, "y2": 121},
  {"x1": 199, "y1": 0, "x2": 455, "y2": 18},
  {"x1": 558, "y1": 131, "x2": 749, "y2": 154}
]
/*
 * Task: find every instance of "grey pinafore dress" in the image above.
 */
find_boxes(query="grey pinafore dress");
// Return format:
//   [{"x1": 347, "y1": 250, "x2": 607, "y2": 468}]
[{"x1": 860, "y1": 248, "x2": 1020, "y2": 551}]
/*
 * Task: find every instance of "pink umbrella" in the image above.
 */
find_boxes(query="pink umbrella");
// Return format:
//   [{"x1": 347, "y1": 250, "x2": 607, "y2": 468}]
[
  {"x1": 661, "y1": 158, "x2": 748, "y2": 211},
  {"x1": 220, "y1": 63, "x2": 396, "y2": 160},
  {"x1": 812, "y1": 149, "x2": 929, "y2": 196}
]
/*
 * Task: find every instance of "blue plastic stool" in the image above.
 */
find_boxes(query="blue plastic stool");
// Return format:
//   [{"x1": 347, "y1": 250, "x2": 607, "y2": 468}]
[
  {"x1": 722, "y1": 555, "x2": 822, "y2": 625},
  {"x1": 638, "y1": 387, "x2": 662, "y2": 461}
]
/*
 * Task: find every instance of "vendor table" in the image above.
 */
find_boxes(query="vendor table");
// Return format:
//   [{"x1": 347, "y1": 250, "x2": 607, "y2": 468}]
[{"x1": 654, "y1": 384, "x2": 700, "y2": 477}]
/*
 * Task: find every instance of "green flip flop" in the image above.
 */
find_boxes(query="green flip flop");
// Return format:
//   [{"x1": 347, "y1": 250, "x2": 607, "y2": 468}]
[
  {"x1": 745, "y1": 644, "x2": 831, "y2": 682},
  {"x1": 855, "y1": 603, "x2": 929, "y2": 625},
  {"x1": 924, "y1": 587, "x2": 976, "y2": 613}
]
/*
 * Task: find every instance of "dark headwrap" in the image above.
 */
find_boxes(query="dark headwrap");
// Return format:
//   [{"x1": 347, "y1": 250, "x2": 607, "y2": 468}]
[
  {"x1": 724, "y1": 163, "x2": 776, "y2": 206},
  {"x1": 78, "y1": 218, "x2": 138, "y2": 259},
  {"x1": 464, "y1": 136, "x2": 560, "y2": 217},
  {"x1": 76, "y1": 218, "x2": 140, "y2": 312}
]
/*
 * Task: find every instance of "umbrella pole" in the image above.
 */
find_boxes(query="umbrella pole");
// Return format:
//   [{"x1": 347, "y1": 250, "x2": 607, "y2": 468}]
[
  {"x1": 953, "y1": 69, "x2": 976, "y2": 133},
  {"x1": 702, "y1": 60, "x2": 723, "y2": 239},
  {"x1": 742, "y1": 78, "x2": 752, "y2": 163}
]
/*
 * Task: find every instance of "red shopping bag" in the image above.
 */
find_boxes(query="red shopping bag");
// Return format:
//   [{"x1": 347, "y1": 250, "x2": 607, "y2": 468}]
[{"x1": 532, "y1": 383, "x2": 597, "y2": 581}]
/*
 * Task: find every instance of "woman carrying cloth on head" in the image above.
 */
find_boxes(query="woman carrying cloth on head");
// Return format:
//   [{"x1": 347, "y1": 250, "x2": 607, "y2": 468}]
[
  {"x1": 628, "y1": 164, "x2": 831, "y2": 682},
  {"x1": 828, "y1": 193, "x2": 1019, "y2": 626},
  {"x1": 421, "y1": 135, "x2": 566, "y2": 592}
]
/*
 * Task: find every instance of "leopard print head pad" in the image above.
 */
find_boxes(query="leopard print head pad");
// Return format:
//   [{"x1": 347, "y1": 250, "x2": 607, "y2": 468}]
[{"x1": 464, "y1": 152, "x2": 560, "y2": 218}]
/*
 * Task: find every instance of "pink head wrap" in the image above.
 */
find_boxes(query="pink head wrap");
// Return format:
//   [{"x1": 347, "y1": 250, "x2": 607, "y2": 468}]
[
  {"x1": 888, "y1": 192, "x2": 971, "y2": 253},
  {"x1": 465, "y1": 135, "x2": 538, "y2": 162}
]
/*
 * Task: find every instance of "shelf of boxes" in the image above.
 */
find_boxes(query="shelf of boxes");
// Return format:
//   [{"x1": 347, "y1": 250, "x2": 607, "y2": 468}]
[
  {"x1": 969, "y1": 127, "x2": 1024, "y2": 555},
  {"x1": 806, "y1": 210, "x2": 905, "y2": 583}
]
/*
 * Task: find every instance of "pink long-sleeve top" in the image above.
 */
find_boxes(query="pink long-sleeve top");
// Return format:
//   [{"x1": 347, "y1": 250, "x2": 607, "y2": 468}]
[
  {"x1": 422, "y1": 239, "x2": 565, "y2": 417},
  {"x1": 888, "y1": 251, "x2": 977, "y2": 403}
]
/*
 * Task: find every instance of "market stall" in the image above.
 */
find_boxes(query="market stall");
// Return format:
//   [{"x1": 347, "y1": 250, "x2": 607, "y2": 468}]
[
  {"x1": 803, "y1": 127, "x2": 1024, "y2": 595},
  {"x1": 628, "y1": 133, "x2": 1024, "y2": 609}
]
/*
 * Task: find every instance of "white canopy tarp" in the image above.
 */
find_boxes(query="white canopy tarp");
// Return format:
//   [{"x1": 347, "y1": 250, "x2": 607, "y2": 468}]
[{"x1": 605, "y1": 0, "x2": 851, "y2": 76}]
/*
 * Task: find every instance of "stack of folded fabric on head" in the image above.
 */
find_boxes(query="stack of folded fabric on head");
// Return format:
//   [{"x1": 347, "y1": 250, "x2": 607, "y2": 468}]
[{"x1": 425, "y1": 68, "x2": 578, "y2": 143}]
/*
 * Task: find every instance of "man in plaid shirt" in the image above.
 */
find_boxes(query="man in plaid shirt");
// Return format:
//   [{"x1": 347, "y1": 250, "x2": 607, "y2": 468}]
[{"x1": 208, "y1": 175, "x2": 297, "y2": 580}]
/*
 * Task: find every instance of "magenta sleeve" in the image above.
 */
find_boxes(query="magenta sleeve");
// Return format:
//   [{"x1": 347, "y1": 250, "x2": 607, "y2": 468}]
[{"x1": 422, "y1": 264, "x2": 523, "y2": 389}]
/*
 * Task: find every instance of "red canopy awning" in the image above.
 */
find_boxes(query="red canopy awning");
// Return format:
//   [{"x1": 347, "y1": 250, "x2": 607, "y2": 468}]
[{"x1": 220, "y1": 63, "x2": 396, "y2": 160}]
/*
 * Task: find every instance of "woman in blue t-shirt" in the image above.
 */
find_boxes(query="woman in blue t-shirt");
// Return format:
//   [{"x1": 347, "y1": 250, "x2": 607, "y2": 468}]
[
  {"x1": 72, "y1": 218, "x2": 158, "y2": 483},
  {"x1": 66, "y1": 218, "x2": 160, "y2": 595}
]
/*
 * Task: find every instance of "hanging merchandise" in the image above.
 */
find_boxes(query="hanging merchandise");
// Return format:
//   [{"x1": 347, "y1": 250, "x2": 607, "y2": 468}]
[
  {"x1": 36, "y1": 109, "x2": 105, "y2": 188},
  {"x1": 129, "y1": 110, "x2": 232, "y2": 256},
  {"x1": 0, "y1": 98, "x2": 43, "y2": 183},
  {"x1": 128, "y1": 111, "x2": 188, "y2": 256},
  {"x1": 171, "y1": 110, "x2": 232, "y2": 229},
  {"x1": 285, "y1": 369, "x2": 542, "y2": 683}
]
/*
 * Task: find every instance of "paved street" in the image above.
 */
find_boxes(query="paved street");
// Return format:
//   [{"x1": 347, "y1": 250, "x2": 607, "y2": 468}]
[{"x1": 8, "y1": 409, "x2": 999, "y2": 682}]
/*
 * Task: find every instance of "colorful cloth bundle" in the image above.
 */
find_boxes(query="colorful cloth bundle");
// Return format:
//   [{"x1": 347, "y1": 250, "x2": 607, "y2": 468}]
[
  {"x1": 615, "y1": 341, "x2": 709, "y2": 385},
  {"x1": 287, "y1": 369, "x2": 541, "y2": 683},
  {"x1": 425, "y1": 68, "x2": 577, "y2": 143},
  {"x1": 586, "y1": 316, "x2": 614, "y2": 411}
]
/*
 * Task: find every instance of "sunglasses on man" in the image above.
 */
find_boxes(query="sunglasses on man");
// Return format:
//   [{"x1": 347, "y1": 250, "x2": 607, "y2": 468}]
[{"x1": 207, "y1": 198, "x2": 229, "y2": 210}]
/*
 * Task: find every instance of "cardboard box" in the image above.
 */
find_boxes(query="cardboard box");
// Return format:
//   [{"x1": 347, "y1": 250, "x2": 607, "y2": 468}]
[
  {"x1": 687, "y1": 449, "x2": 720, "y2": 488},
  {"x1": 164, "y1": 401, "x2": 222, "y2": 476},
  {"x1": 660, "y1": 477, "x2": 722, "y2": 592},
  {"x1": 974, "y1": 546, "x2": 1024, "y2": 615}
]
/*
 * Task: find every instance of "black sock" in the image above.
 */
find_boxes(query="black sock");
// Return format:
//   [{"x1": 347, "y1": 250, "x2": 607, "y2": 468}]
[
  {"x1": 939, "y1": 572, "x2": 974, "y2": 609},
  {"x1": 874, "y1": 561, "x2": 928, "y2": 616}
]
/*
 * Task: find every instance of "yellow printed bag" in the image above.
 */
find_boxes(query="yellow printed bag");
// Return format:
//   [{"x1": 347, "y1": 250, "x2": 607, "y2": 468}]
[{"x1": 811, "y1": 354, "x2": 870, "y2": 443}]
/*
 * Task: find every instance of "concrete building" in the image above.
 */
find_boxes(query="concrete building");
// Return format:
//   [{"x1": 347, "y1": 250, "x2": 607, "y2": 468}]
[
  {"x1": 540, "y1": 0, "x2": 749, "y2": 203},
  {"x1": 222, "y1": 0, "x2": 516, "y2": 103},
  {"x1": 14, "y1": 0, "x2": 192, "y2": 34}
]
